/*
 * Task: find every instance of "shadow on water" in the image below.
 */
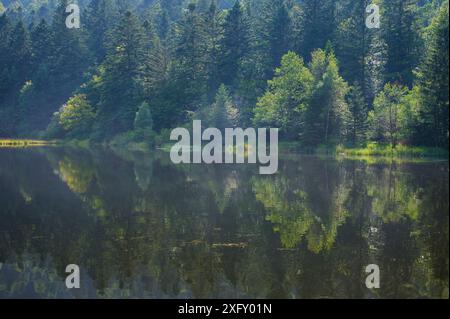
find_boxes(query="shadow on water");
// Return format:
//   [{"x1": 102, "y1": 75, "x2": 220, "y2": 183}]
[{"x1": 0, "y1": 147, "x2": 448, "y2": 299}]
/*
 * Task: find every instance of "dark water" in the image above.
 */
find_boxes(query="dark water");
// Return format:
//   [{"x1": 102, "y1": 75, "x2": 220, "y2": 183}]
[{"x1": 0, "y1": 147, "x2": 448, "y2": 299}]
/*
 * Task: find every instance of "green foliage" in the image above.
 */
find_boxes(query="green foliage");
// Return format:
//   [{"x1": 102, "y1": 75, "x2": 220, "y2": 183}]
[
  {"x1": 95, "y1": 11, "x2": 147, "y2": 138},
  {"x1": 200, "y1": 84, "x2": 239, "y2": 129},
  {"x1": 59, "y1": 94, "x2": 96, "y2": 138},
  {"x1": 415, "y1": 2, "x2": 449, "y2": 148},
  {"x1": 382, "y1": 0, "x2": 422, "y2": 86},
  {"x1": 134, "y1": 102, "x2": 154, "y2": 132},
  {"x1": 345, "y1": 83, "x2": 369, "y2": 147},
  {"x1": 219, "y1": 0, "x2": 250, "y2": 86},
  {"x1": 0, "y1": 0, "x2": 447, "y2": 154},
  {"x1": 134, "y1": 102, "x2": 155, "y2": 141},
  {"x1": 339, "y1": 142, "x2": 449, "y2": 158},
  {"x1": 369, "y1": 83, "x2": 409, "y2": 147},
  {"x1": 299, "y1": 0, "x2": 336, "y2": 60},
  {"x1": 302, "y1": 49, "x2": 350, "y2": 146},
  {"x1": 254, "y1": 51, "x2": 313, "y2": 138}
]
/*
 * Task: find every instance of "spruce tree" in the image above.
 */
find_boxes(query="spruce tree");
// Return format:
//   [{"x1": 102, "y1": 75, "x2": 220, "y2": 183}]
[
  {"x1": 97, "y1": 11, "x2": 147, "y2": 137},
  {"x1": 259, "y1": 0, "x2": 291, "y2": 78},
  {"x1": 416, "y1": 2, "x2": 449, "y2": 148},
  {"x1": 335, "y1": 0, "x2": 376, "y2": 103},
  {"x1": 219, "y1": 0, "x2": 250, "y2": 86},
  {"x1": 382, "y1": 0, "x2": 421, "y2": 86},
  {"x1": 300, "y1": 0, "x2": 336, "y2": 61},
  {"x1": 346, "y1": 83, "x2": 369, "y2": 147}
]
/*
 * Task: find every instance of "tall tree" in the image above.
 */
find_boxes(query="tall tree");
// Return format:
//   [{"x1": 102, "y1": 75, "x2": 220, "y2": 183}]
[
  {"x1": 0, "y1": 14, "x2": 14, "y2": 135},
  {"x1": 369, "y1": 83, "x2": 409, "y2": 148},
  {"x1": 382, "y1": 0, "x2": 421, "y2": 86},
  {"x1": 303, "y1": 49, "x2": 350, "y2": 146},
  {"x1": 219, "y1": 0, "x2": 250, "y2": 86},
  {"x1": 259, "y1": 0, "x2": 291, "y2": 78},
  {"x1": 49, "y1": 0, "x2": 87, "y2": 89},
  {"x1": 204, "y1": 0, "x2": 222, "y2": 97},
  {"x1": 172, "y1": 2, "x2": 209, "y2": 110},
  {"x1": 346, "y1": 83, "x2": 369, "y2": 147},
  {"x1": 254, "y1": 51, "x2": 313, "y2": 139},
  {"x1": 30, "y1": 19, "x2": 52, "y2": 90},
  {"x1": 415, "y1": 2, "x2": 449, "y2": 148},
  {"x1": 84, "y1": 0, "x2": 119, "y2": 63},
  {"x1": 95, "y1": 11, "x2": 147, "y2": 137},
  {"x1": 335, "y1": 0, "x2": 377, "y2": 103},
  {"x1": 299, "y1": 0, "x2": 336, "y2": 61},
  {"x1": 0, "y1": 14, "x2": 14, "y2": 104}
]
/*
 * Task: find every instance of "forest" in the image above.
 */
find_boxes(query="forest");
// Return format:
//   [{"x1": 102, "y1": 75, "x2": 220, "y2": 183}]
[{"x1": 0, "y1": 0, "x2": 448, "y2": 152}]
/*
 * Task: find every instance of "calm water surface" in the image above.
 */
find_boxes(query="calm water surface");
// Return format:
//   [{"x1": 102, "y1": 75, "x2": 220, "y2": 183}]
[{"x1": 0, "y1": 147, "x2": 448, "y2": 299}]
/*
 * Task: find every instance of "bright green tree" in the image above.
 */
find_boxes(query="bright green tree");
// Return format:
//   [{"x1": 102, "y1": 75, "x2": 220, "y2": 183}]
[
  {"x1": 369, "y1": 83, "x2": 409, "y2": 148},
  {"x1": 254, "y1": 51, "x2": 313, "y2": 139},
  {"x1": 59, "y1": 94, "x2": 96, "y2": 137},
  {"x1": 303, "y1": 49, "x2": 350, "y2": 146}
]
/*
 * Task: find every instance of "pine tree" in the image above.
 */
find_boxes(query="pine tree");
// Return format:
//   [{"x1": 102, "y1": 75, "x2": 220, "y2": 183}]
[
  {"x1": 346, "y1": 83, "x2": 369, "y2": 146},
  {"x1": 335, "y1": 0, "x2": 376, "y2": 103},
  {"x1": 9, "y1": 20, "x2": 32, "y2": 89},
  {"x1": 300, "y1": 0, "x2": 336, "y2": 61},
  {"x1": 206, "y1": 84, "x2": 239, "y2": 130},
  {"x1": 96, "y1": 10, "x2": 147, "y2": 137},
  {"x1": 416, "y1": 2, "x2": 449, "y2": 148},
  {"x1": 139, "y1": 35, "x2": 169, "y2": 100},
  {"x1": 382, "y1": 0, "x2": 421, "y2": 86},
  {"x1": 84, "y1": 0, "x2": 119, "y2": 63},
  {"x1": 0, "y1": 14, "x2": 14, "y2": 102},
  {"x1": 259, "y1": 0, "x2": 291, "y2": 78},
  {"x1": 219, "y1": 0, "x2": 250, "y2": 86},
  {"x1": 49, "y1": 0, "x2": 87, "y2": 88},
  {"x1": 30, "y1": 19, "x2": 52, "y2": 90},
  {"x1": 172, "y1": 2, "x2": 209, "y2": 109},
  {"x1": 204, "y1": 0, "x2": 222, "y2": 97}
]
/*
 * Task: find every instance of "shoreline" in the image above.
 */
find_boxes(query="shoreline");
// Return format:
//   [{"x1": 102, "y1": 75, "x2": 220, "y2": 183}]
[
  {"x1": 0, "y1": 139, "x2": 60, "y2": 148},
  {"x1": 1, "y1": 139, "x2": 448, "y2": 161}
]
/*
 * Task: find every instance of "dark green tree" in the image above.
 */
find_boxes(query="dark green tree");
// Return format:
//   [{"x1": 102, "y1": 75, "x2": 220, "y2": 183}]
[
  {"x1": 259, "y1": 0, "x2": 291, "y2": 78},
  {"x1": 382, "y1": 0, "x2": 421, "y2": 86},
  {"x1": 299, "y1": 0, "x2": 336, "y2": 61},
  {"x1": 415, "y1": 2, "x2": 449, "y2": 148},
  {"x1": 95, "y1": 11, "x2": 147, "y2": 138},
  {"x1": 219, "y1": 0, "x2": 250, "y2": 86},
  {"x1": 346, "y1": 83, "x2": 369, "y2": 146}
]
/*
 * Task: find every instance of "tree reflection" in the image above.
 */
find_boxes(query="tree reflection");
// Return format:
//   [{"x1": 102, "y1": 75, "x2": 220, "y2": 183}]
[{"x1": 0, "y1": 148, "x2": 447, "y2": 299}]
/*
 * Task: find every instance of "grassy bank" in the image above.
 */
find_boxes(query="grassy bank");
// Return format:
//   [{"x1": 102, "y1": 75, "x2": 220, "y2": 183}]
[
  {"x1": 336, "y1": 143, "x2": 448, "y2": 159},
  {"x1": 0, "y1": 139, "x2": 59, "y2": 148},
  {"x1": 279, "y1": 141, "x2": 448, "y2": 160}
]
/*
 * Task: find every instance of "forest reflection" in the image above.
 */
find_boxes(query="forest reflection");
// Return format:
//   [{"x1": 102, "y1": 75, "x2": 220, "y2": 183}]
[{"x1": 0, "y1": 147, "x2": 448, "y2": 299}]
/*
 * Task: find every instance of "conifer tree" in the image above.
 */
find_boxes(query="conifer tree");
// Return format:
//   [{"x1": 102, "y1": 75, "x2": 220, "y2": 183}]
[{"x1": 416, "y1": 2, "x2": 449, "y2": 147}]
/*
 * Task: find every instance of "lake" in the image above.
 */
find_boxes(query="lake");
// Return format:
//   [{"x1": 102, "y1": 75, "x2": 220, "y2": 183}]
[{"x1": 0, "y1": 147, "x2": 448, "y2": 299}]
